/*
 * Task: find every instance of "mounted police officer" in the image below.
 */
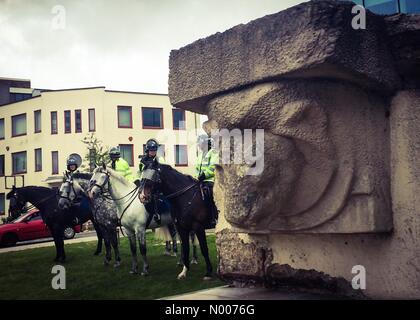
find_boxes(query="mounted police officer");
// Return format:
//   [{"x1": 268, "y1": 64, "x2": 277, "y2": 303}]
[
  {"x1": 136, "y1": 138, "x2": 168, "y2": 224},
  {"x1": 64, "y1": 155, "x2": 86, "y2": 225},
  {"x1": 196, "y1": 134, "x2": 219, "y2": 228},
  {"x1": 109, "y1": 146, "x2": 135, "y2": 182},
  {"x1": 67, "y1": 156, "x2": 80, "y2": 175}
]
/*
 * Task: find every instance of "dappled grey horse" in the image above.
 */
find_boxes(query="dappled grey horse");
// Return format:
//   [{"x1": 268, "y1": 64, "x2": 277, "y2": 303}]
[{"x1": 58, "y1": 172, "x2": 121, "y2": 267}]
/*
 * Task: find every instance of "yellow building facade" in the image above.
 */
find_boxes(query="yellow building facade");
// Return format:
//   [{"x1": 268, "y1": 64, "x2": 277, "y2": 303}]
[{"x1": 0, "y1": 86, "x2": 201, "y2": 220}]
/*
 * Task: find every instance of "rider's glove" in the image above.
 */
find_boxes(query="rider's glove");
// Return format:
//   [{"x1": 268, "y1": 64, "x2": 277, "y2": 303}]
[
  {"x1": 198, "y1": 173, "x2": 206, "y2": 181},
  {"x1": 134, "y1": 179, "x2": 141, "y2": 187}
]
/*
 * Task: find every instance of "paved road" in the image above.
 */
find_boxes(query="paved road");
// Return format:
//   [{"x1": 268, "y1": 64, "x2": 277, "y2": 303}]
[
  {"x1": 161, "y1": 285, "x2": 340, "y2": 300},
  {"x1": 0, "y1": 231, "x2": 99, "y2": 254},
  {"x1": 0, "y1": 228, "x2": 215, "y2": 254}
]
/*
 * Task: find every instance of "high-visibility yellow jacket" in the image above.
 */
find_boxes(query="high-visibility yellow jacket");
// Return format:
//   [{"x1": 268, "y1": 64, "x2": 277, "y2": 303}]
[
  {"x1": 112, "y1": 158, "x2": 135, "y2": 182},
  {"x1": 195, "y1": 149, "x2": 218, "y2": 183},
  {"x1": 137, "y1": 155, "x2": 166, "y2": 178}
]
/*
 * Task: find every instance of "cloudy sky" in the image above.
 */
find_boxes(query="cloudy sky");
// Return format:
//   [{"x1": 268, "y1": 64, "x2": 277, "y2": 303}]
[{"x1": 0, "y1": 0, "x2": 305, "y2": 93}]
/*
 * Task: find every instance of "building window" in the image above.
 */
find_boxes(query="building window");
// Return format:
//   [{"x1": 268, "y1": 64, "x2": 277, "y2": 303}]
[
  {"x1": 75, "y1": 109, "x2": 82, "y2": 133},
  {"x1": 174, "y1": 145, "x2": 188, "y2": 166},
  {"x1": 88, "y1": 108, "x2": 96, "y2": 132},
  {"x1": 64, "y1": 110, "x2": 71, "y2": 133},
  {"x1": 0, "y1": 193, "x2": 5, "y2": 216},
  {"x1": 52, "y1": 151, "x2": 59, "y2": 174},
  {"x1": 0, "y1": 155, "x2": 4, "y2": 177},
  {"x1": 0, "y1": 118, "x2": 4, "y2": 140},
  {"x1": 172, "y1": 109, "x2": 186, "y2": 130},
  {"x1": 12, "y1": 151, "x2": 27, "y2": 174},
  {"x1": 118, "y1": 106, "x2": 132, "y2": 128},
  {"x1": 400, "y1": 0, "x2": 420, "y2": 13},
  {"x1": 142, "y1": 107, "x2": 163, "y2": 129},
  {"x1": 34, "y1": 110, "x2": 41, "y2": 133},
  {"x1": 35, "y1": 148, "x2": 42, "y2": 172},
  {"x1": 51, "y1": 111, "x2": 58, "y2": 134},
  {"x1": 11, "y1": 93, "x2": 31, "y2": 102},
  {"x1": 119, "y1": 144, "x2": 134, "y2": 166},
  {"x1": 12, "y1": 113, "x2": 27, "y2": 137}
]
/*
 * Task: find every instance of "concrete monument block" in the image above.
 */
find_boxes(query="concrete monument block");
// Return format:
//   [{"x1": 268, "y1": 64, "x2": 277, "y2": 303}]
[{"x1": 168, "y1": 0, "x2": 420, "y2": 298}]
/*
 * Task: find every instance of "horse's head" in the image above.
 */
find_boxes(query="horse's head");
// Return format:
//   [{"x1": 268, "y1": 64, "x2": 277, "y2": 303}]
[
  {"x1": 89, "y1": 163, "x2": 110, "y2": 200},
  {"x1": 139, "y1": 158, "x2": 161, "y2": 204},
  {"x1": 6, "y1": 186, "x2": 26, "y2": 218},
  {"x1": 58, "y1": 171, "x2": 84, "y2": 210}
]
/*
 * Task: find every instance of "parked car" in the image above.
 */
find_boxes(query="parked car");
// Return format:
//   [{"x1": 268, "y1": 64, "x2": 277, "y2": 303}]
[{"x1": 0, "y1": 210, "x2": 81, "y2": 247}]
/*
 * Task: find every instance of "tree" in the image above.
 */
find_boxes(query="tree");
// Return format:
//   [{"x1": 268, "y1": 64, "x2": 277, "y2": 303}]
[{"x1": 80, "y1": 133, "x2": 111, "y2": 172}]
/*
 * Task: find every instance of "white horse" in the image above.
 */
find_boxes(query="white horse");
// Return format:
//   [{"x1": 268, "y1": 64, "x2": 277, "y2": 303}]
[{"x1": 88, "y1": 164, "x2": 173, "y2": 276}]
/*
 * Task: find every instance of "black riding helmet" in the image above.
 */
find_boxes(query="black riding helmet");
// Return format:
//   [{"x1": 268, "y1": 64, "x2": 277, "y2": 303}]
[
  {"x1": 145, "y1": 139, "x2": 158, "y2": 152},
  {"x1": 67, "y1": 157, "x2": 79, "y2": 171},
  {"x1": 109, "y1": 146, "x2": 121, "y2": 160}
]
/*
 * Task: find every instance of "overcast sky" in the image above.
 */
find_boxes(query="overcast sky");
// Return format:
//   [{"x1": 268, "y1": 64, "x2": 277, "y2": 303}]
[{"x1": 0, "y1": 0, "x2": 305, "y2": 93}]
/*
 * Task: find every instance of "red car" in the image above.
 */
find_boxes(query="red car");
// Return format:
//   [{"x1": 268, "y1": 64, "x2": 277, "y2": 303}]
[{"x1": 0, "y1": 210, "x2": 81, "y2": 247}]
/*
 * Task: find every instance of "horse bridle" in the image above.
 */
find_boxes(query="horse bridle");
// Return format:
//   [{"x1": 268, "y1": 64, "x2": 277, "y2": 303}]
[{"x1": 59, "y1": 178, "x2": 79, "y2": 203}]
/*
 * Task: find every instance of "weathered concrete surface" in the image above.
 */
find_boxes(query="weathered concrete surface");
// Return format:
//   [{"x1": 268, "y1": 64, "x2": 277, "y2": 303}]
[
  {"x1": 209, "y1": 79, "x2": 392, "y2": 233},
  {"x1": 168, "y1": 0, "x2": 420, "y2": 299},
  {"x1": 169, "y1": 0, "x2": 401, "y2": 113}
]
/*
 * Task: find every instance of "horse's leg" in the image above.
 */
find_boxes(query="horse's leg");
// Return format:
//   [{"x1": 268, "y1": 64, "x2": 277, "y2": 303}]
[
  {"x1": 177, "y1": 226, "x2": 190, "y2": 279},
  {"x1": 194, "y1": 225, "x2": 213, "y2": 280},
  {"x1": 55, "y1": 226, "x2": 66, "y2": 263},
  {"x1": 165, "y1": 241, "x2": 171, "y2": 255},
  {"x1": 51, "y1": 227, "x2": 61, "y2": 262},
  {"x1": 137, "y1": 228, "x2": 149, "y2": 276},
  {"x1": 168, "y1": 223, "x2": 178, "y2": 257},
  {"x1": 190, "y1": 231, "x2": 198, "y2": 265},
  {"x1": 102, "y1": 228, "x2": 112, "y2": 266},
  {"x1": 127, "y1": 230, "x2": 138, "y2": 274},
  {"x1": 93, "y1": 221, "x2": 103, "y2": 255},
  {"x1": 111, "y1": 228, "x2": 121, "y2": 268}
]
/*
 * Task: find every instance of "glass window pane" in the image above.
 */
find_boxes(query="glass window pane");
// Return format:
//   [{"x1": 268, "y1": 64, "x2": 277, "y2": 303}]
[
  {"x1": 0, "y1": 118, "x2": 5, "y2": 139},
  {"x1": 34, "y1": 110, "x2": 41, "y2": 133},
  {"x1": 0, "y1": 193, "x2": 5, "y2": 215},
  {"x1": 12, "y1": 114, "x2": 27, "y2": 136},
  {"x1": 89, "y1": 109, "x2": 95, "y2": 131},
  {"x1": 52, "y1": 151, "x2": 59, "y2": 174},
  {"x1": 173, "y1": 109, "x2": 186, "y2": 130},
  {"x1": 175, "y1": 145, "x2": 188, "y2": 165},
  {"x1": 142, "y1": 108, "x2": 162, "y2": 128},
  {"x1": 64, "y1": 111, "x2": 71, "y2": 133},
  {"x1": 12, "y1": 152, "x2": 27, "y2": 174},
  {"x1": 51, "y1": 112, "x2": 57, "y2": 134},
  {"x1": 75, "y1": 110, "x2": 82, "y2": 133},
  {"x1": 118, "y1": 106, "x2": 132, "y2": 128},
  {"x1": 365, "y1": 0, "x2": 399, "y2": 14},
  {"x1": 0, "y1": 155, "x2": 4, "y2": 176},
  {"x1": 35, "y1": 149, "x2": 42, "y2": 172},
  {"x1": 119, "y1": 145, "x2": 133, "y2": 166},
  {"x1": 400, "y1": 0, "x2": 420, "y2": 13}
]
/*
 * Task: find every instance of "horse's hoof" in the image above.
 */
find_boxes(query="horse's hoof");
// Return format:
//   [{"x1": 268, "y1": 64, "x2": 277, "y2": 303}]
[
  {"x1": 94, "y1": 251, "x2": 101, "y2": 256},
  {"x1": 177, "y1": 261, "x2": 183, "y2": 266},
  {"x1": 177, "y1": 273, "x2": 186, "y2": 280},
  {"x1": 171, "y1": 253, "x2": 177, "y2": 257},
  {"x1": 129, "y1": 270, "x2": 138, "y2": 275},
  {"x1": 104, "y1": 260, "x2": 111, "y2": 266},
  {"x1": 114, "y1": 261, "x2": 121, "y2": 268},
  {"x1": 203, "y1": 276, "x2": 212, "y2": 281},
  {"x1": 164, "y1": 251, "x2": 171, "y2": 256},
  {"x1": 191, "y1": 258, "x2": 198, "y2": 265},
  {"x1": 141, "y1": 272, "x2": 149, "y2": 276}
]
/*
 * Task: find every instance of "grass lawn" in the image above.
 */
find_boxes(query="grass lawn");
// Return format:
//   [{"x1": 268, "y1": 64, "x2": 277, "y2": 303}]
[{"x1": 0, "y1": 233, "x2": 224, "y2": 299}]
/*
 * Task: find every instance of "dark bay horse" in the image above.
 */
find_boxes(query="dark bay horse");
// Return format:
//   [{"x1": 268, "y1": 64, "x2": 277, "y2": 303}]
[
  {"x1": 139, "y1": 160, "x2": 214, "y2": 280},
  {"x1": 6, "y1": 185, "x2": 103, "y2": 262}
]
